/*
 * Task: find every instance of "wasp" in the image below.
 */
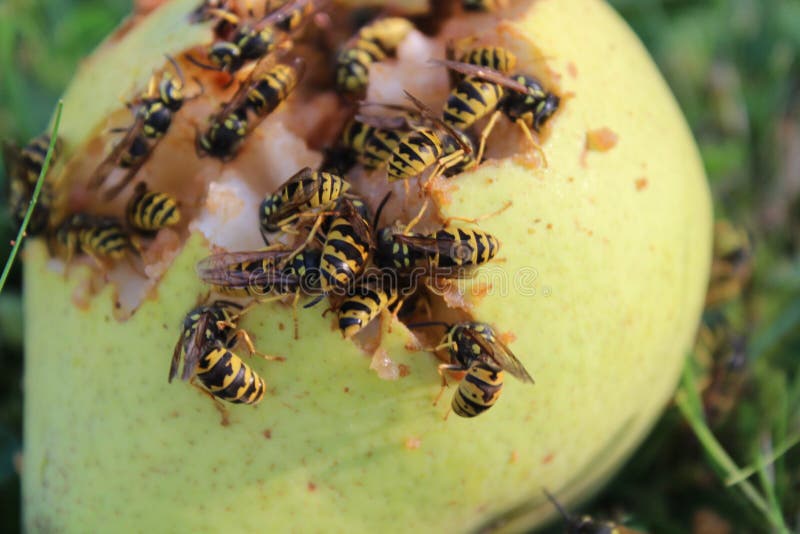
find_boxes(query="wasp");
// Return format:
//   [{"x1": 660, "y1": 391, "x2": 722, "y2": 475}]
[
  {"x1": 335, "y1": 16, "x2": 415, "y2": 96},
  {"x1": 414, "y1": 322, "x2": 533, "y2": 418},
  {"x1": 169, "y1": 300, "x2": 282, "y2": 422},
  {"x1": 259, "y1": 166, "x2": 351, "y2": 240},
  {"x1": 196, "y1": 54, "x2": 304, "y2": 160},
  {"x1": 196, "y1": 247, "x2": 319, "y2": 297},
  {"x1": 339, "y1": 117, "x2": 405, "y2": 172},
  {"x1": 695, "y1": 311, "x2": 748, "y2": 427},
  {"x1": 337, "y1": 282, "x2": 401, "y2": 339},
  {"x1": 396, "y1": 227, "x2": 499, "y2": 268},
  {"x1": 318, "y1": 197, "x2": 374, "y2": 294},
  {"x1": 55, "y1": 213, "x2": 136, "y2": 266},
  {"x1": 433, "y1": 59, "x2": 559, "y2": 162},
  {"x1": 706, "y1": 220, "x2": 752, "y2": 308},
  {"x1": 446, "y1": 44, "x2": 517, "y2": 86},
  {"x1": 186, "y1": 0, "x2": 316, "y2": 74},
  {"x1": 88, "y1": 56, "x2": 199, "y2": 200},
  {"x1": 125, "y1": 182, "x2": 181, "y2": 234},
  {"x1": 359, "y1": 92, "x2": 476, "y2": 185},
  {"x1": 196, "y1": 247, "x2": 322, "y2": 337},
  {"x1": 3, "y1": 134, "x2": 61, "y2": 235},
  {"x1": 543, "y1": 489, "x2": 643, "y2": 534}
]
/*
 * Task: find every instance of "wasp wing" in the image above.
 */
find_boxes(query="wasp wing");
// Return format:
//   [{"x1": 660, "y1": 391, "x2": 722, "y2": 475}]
[
  {"x1": 87, "y1": 114, "x2": 149, "y2": 190},
  {"x1": 470, "y1": 330, "x2": 534, "y2": 383},
  {"x1": 429, "y1": 59, "x2": 530, "y2": 94},
  {"x1": 180, "y1": 312, "x2": 214, "y2": 382},
  {"x1": 395, "y1": 233, "x2": 453, "y2": 257},
  {"x1": 196, "y1": 249, "x2": 295, "y2": 288}
]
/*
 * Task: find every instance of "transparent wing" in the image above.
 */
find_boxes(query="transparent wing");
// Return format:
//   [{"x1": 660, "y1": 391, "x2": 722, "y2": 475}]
[
  {"x1": 87, "y1": 115, "x2": 147, "y2": 190},
  {"x1": 180, "y1": 312, "x2": 212, "y2": 382},
  {"x1": 429, "y1": 59, "x2": 530, "y2": 94},
  {"x1": 466, "y1": 329, "x2": 534, "y2": 383},
  {"x1": 195, "y1": 249, "x2": 294, "y2": 287}
]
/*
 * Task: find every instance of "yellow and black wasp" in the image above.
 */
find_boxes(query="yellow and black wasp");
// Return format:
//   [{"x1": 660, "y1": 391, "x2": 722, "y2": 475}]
[
  {"x1": 543, "y1": 488, "x2": 644, "y2": 534},
  {"x1": 186, "y1": 0, "x2": 317, "y2": 74},
  {"x1": 317, "y1": 196, "x2": 374, "y2": 294},
  {"x1": 258, "y1": 166, "x2": 351, "y2": 242},
  {"x1": 55, "y1": 213, "x2": 137, "y2": 267},
  {"x1": 338, "y1": 116, "x2": 405, "y2": 173},
  {"x1": 335, "y1": 16, "x2": 415, "y2": 97},
  {"x1": 196, "y1": 246, "x2": 320, "y2": 297},
  {"x1": 336, "y1": 282, "x2": 400, "y2": 339},
  {"x1": 88, "y1": 56, "x2": 200, "y2": 200},
  {"x1": 695, "y1": 311, "x2": 748, "y2": 427},
  {"x1": 169, "y1": 299, "x2": 282, "y2": 423},
  {"x1": 3, "y1": 134, "x2": 61, "y2": 235},
  {"x1": 125, "y1": 182, "x2": 181, "y2": 234},
  {"x1": 196, "y1": 53, "x2": 305, "y2": 160},
  {"x1": 196, "y1": 247, "x2": 322, "y2": 337},
  {"x1": 414, "y1": 321, "x2": 534, "y2": 418},
  {"x1": 433, "y1": 58, "x2": 560, "y2": 162},
  {"x1": 358, "y1": 92, "x2": 476, "y2": 185},
  {"x1": 445, "y1": 43, "x2": 517, "y2": 87},
  {"x1": 395, "y1": 226, "x2": 500, "y2": 269}
]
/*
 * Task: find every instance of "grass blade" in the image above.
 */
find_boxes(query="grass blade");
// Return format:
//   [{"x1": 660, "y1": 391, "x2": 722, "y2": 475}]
[{"x1": 0, "y1": 99, "x2": 63, "y2": 295}]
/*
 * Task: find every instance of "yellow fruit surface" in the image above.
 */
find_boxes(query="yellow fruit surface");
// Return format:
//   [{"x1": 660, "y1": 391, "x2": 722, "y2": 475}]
[{"x1": 23, "y1": 0, "x2": 711, "y2": 531}]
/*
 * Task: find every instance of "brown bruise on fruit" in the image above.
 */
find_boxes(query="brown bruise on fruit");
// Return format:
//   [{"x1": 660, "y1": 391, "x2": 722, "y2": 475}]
[{"x1": 48, "y1": 0, "x2": 560, "y2": 367}]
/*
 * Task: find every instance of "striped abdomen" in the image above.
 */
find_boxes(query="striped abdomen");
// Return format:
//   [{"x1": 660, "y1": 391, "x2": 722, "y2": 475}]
[
  {"x1": 246, "y1": 63, "x2": 301, "y2": 116},
  {"x1": 452, "y1": 362, "x2": 504, "y2": 417},
  {"x1": 337, "y1": 285, "x2": 398, "y2": 338},
  {"x1": 434, "y1": 228, "x2": 499, "y2": 267},
  {"x1": 320, "y1": 216, "x2": 370, "y2": 293},
  {"x1": 443, "y1": 78, "x2": 505, "y2": 130},
  {"x1": 361, "y1": 128, "x2": 403, "y2": 171},
  {"x1": 460, "y1": 46, "x2": 517, "y2": 73},
  {"x1": 196, "y1": 347, "x2": 266, "y2": 405},
  {"x1": 126, "y1": 188, "x2": 180, "y2": 232},
  {"x1": 79, "y1": 223, "x2": 130, "y2": 260},
  {"x1": 336, "y1": 17, "x2": 414, "y2": 95},
  {"x1": 20, "y1": 134, "x2": 59, "y2": 184},
  {"x1": 387, "y1": 129, "x2": 443, "y2": 182},
  {"x1": 335, "y1": 38, "x2": 387, "y2": 94}
]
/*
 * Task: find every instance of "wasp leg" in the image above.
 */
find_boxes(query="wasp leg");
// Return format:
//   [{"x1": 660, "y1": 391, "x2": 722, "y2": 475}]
[
  {"x1": 190, "y1": 378, "x2": 230, "y2": 426},
  {"x1": 403, "y1": 199, "x2": 428, "y2": 234},
  {"x1": 434, "y1": 363, "x2": 464, "y2": 406},
  {"x1": 281, "y1": 213, "x2": 327, "y2": 269},
  {"x1": 422, "y1": 149, "x2": 465, "y2": 193},
  {"x1": 477, "y1": 110, "x2": 502, "y2": 163},
  {"x1": 442, "y1": 200, "x2": 512, "y2": 226},
  {"x1": 515, "y1": 119, "x2": 547, "y2": 167},
  {"x1": 231, "y1": 329, "x2": 285, "y2": 362}
]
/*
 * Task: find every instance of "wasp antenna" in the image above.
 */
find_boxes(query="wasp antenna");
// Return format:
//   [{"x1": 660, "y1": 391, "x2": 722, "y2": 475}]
[
  {"x1": 185, "y1": 53, "x2": 222, "y2": 72},
  {"x1": 303, "y1": 293, "x2": 326, "y2": 309},
  {"x1": 165, "y1": 54, "x2": 186, "y2": 86},
  {"x1": 373, "y1": 191, "x2": 392, "y2": 229}
]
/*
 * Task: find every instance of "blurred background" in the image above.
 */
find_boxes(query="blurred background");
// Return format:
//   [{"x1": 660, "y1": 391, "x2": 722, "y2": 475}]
[{"x1": 0, "y1": 0, "x2": 798, "y2": 531}]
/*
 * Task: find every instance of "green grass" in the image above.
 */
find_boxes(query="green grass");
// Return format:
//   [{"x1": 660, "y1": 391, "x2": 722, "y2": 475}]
[{"x1": 1, "y1": 1, "x2": 799, "y2": 532}]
